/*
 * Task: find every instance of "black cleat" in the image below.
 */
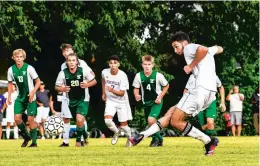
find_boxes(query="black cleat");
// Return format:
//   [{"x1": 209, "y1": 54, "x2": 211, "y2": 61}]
[
  {"x1": 21, "y1": 137, "x2": 31, "y2": 147},
  {"x1": 129, "y1": 134, "x2": 144, "y2": 146},
  {"x1": 28, "y1": 143, "x2": 38, "y2": 147},
  {"x1": 157, "y1": 140, "x2": 163, "y2": 147},
  {"x1": 149, "y1": 140, "x2": 160, "y2": 147},
  {"x1": 81, "y1": 139, "x2": 89, "y2": 146},
  {"x1": 205, "y1": 137, "x2": 219, "y2": 156},
  {"x1": 59, "y1": 142, "x2": 69, "y2": 147}
]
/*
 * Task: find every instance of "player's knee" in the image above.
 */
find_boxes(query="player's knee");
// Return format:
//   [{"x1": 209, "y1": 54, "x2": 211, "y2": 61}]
[
  {"x1": 207, "y1": 119, "x2": 215, "y2": 130},
  {"x1": 148, "y1": 117, "x2": 156, "y2": 126},
  {"x1": 63, "y1": 118, "x2": 70, "y2": 123},
  {"x1": 104, "y1": 119, "x2": 113, "y2": 127}
]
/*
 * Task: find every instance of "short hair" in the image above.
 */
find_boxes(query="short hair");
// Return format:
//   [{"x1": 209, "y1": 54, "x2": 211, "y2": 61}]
[
  {"x1": 109, "y1": 55, "x2": 120, "y2": 62},
  {"x1": 60, "y1": 43, "x2": 73, "y2": 50},
  {"x1": 66, "y1": 53, "x2": 79, "y2": 66},
  {"x1": 12, "y1": 49, "x2": 26, "y2": 59},
  {"x1": 171, "y1": 31, "x2": 190, "y2": 43},
  {"x1": 142, "y1": 55, "x2": 154, "y2": 63}
]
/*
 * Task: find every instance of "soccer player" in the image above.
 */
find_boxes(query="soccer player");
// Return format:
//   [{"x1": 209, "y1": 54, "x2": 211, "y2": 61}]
[
  {"x1": 184, "y1": 74, "x2": 226, "y2": 136},
  {"x1": 7, "y1": 49, "x2": 41, "y2": 147},
  {"x1": 132, "y1": 55, "x2": 169, "y2": 147},
  {"x1": 130, "y1": 31, "x2": 223, "y2": 156},
  {"x1": 59, "y1": 43, "x2": 93, "y2": 147},
  {"x1": 3, "y1": 82, "x2": 19, "y2": 139},
  {"x1": 102, "y1": 55, "x2": 132, "y2": 147},
  {"x1": 55, "y1": 53, "x2": 97, "y2": 147}
]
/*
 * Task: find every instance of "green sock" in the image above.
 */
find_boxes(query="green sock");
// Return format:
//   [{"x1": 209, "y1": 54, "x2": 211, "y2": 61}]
[
  {"x1": 30, "y1": 128, "x2": 37, "y2": 144},
  {"x1": 205, "y1": 129, "x2": 216, "y2": 136},
  {"x1": 76, "y1": 126, "x2": 84, "y2": 142},
  {"x1": 155, "y1": 132, "x2": 163, "y2": 141},
  {"x1": 17, "y1": 122, "x2": 30, "y2": 139}
]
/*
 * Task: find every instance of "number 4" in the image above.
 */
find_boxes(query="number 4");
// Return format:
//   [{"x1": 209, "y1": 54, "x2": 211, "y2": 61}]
[{"x1": 146, "y1": 84, "x2": 151, "y2": 91}]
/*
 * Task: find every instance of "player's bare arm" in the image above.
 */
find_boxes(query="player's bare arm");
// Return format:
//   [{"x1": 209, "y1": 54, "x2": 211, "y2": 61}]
[
  {"x1": 101, "y1": 78, "x2": 106, "y2": 101},
  {"x1": 218, "y1": 85, "x2": 226, "y2": 112},
  {"x1": 56, "y1": 85, "x2": 71, "y2": 93},
  {"x1": 29, "y1": 77, "x2": 41, "y2": 103},
  {"x1": 155, "y1": 84, "x2": 169, "y2": 104},
  {"x1": 80, "y1": 79, "x2": 97, "y2": 89},
  {"x1": 105, "y1": 86, "x2": 125, "y2": 96},
  {"x1": 133, "y1": 88, "x2": 141, "y2": 101}
]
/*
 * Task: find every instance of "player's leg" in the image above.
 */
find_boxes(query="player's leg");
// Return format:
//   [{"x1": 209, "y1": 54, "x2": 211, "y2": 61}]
[
  {"x1": 78, "y1": 101, "x2": 89, "y2": 146},
  {"x1": 13, "y1": 122, "x2": 18, "y2": 140},
  {"x1": 14, "y1": 101, "x2": 31, "y2": 147},
  {"x1": 197, "y1": 111, "x2": 207, "y2": 130},
  {"x1": 117, "y1": 105, "x2": 131, "y2": 147},
  {"x1": 27, "y1": 101, "x2": 38, "y2": 147},
  {"x1": 205, "y1": 100, "x2": 217, "y2": 136},
  {"x1": 104, "y1": 102, "x2": 119, "y2": 145},
  {"x1": 36, "y1": 107, "x2": 45, "y2": 139},
  {"x1": 60, "y1": 99, "x2": 72, "y2": 147}
]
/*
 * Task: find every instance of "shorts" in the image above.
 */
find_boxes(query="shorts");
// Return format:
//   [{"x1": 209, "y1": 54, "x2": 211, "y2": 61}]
[
  {"x1": 6, "y1": 107, "x2": 15, "y2": 123},
  {"x1": 197, "y1": 100, "x2": 217, "y2": 127},
  {"x1": 0, "y1": 112, "x2": 3, "y2": 123},
  {"x1": 14, "y1": 100, "x2": 37, "y2": 116},
  {"x1": 61, "y1": 98, "x2": 72, "y2": 119},
  {"x1": 36, "y1": 106, "x2": 50, "y2": 123},
  {"x1": 177, "y1": 86, "x2": 216, "y2": 117},
  {"x1": 104, "y1": 101, "x2": 129, "y2": 122},
  {"x1": 69, "y1": 100, "x2": 89, "y2": 118},
  {"x1": 144, "y1": 101, "x2": 163, "y2": 119},
  {"x1": 230, "y1": 111, "x2": 242, "y2": 125}
]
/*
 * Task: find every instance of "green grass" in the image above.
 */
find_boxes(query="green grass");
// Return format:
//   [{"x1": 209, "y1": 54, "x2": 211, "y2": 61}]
[{"x1": 0, "y1": 137, "x2": 258, "y2": 166}]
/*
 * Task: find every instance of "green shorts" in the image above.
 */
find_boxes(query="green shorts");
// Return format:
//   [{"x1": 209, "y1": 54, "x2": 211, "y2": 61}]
[
  {"x1": 144, "y1": 100, "x2": 163, "y2": 119},
  {"x1": 197, "y1": 100, "x2": 217, "y2": 126},
  {"x1": 69, "y1": 100, "x2": 89, "y2": 118},
  {"x1": 14, "y1": 100, "x2": 37, "y2": 116}
]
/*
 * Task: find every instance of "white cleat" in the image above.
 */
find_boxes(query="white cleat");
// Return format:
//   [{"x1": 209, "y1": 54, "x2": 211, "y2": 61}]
[{"x1": 111, "y1": 132, "x2": 119, "y2": 145}]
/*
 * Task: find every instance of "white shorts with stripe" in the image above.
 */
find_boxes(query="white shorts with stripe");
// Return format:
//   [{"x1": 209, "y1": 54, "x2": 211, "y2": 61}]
[
  {"x1": 104, "y1": 101, "x2": 132, "y2": 122},
  {"x1": 177, "y1": 86, "x2": 216, "y2": 117}
]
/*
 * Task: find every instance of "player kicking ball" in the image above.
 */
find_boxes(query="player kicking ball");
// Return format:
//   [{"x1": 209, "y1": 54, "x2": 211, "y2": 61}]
[
  {"x1": 130, "y1": 31, "x2": 223, "y2": 156},
  {"x1": 55, "y1": 53, "x2": 97, "y2": 147},
  {"x1": 7, "y1": 49, "x2": 41, "y2": 147},
  {"x1": 102, "y1": 55, "x2": 133, "y2": 147}
]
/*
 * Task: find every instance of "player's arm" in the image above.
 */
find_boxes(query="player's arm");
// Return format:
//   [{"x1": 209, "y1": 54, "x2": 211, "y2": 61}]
[
  {"x1": 218, "y1": 85, "x2": 226, "y2": 112},
  {"x1": 1, "y1": 103, "x2": 6, "y2": 113},
  {"x1": 132, "y1": 73, "x2": 141, "y2": 101},
  {"x1": 214, "y1": 46, "x2": 223, "y2": 55},
  {"x1": 186, "y1": 46, "x2": 208, "y2": 72},
  {"x1": 49, "y1": 95, "x2": 56, "y2": 115},
  {"x1": 107, "y1": 87, "x2": 125, "y2": 96},
  {"x1": 133, "y1": 88, "x2": 141, "y2": 101},
  {"x1": 183, "y1": 88, "x2": 188, "y2": 94},
  {"x1": 80, "y1": 67, "x2": 97, "y2": 88},
  {"x1": 55, "y1": 71, "x2": 70, "y2": 93}
]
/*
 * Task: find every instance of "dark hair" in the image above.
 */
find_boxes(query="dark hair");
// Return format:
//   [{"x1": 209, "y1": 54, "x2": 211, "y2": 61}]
[
  {"x1": 171, "y1": 31, "x2": 190, "y2": 43},
  {"x1": 60, "y1": 43, "x2": 73, "y2": 50},
  {"x1": 109, "y1": 55, "x2": 120, "y2": 62}
]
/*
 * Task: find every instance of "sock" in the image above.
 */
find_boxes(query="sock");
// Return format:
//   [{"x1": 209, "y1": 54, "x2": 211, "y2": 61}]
[
  {"x1": 205, "y1": 129, "x2": 216, "y2": 136},
  {"x1": 6, "y1": 128, "x2": 10, "y2": 139},
  {"x1": 140, "y1": 121, "x2": 162, "y2": 138},
  {"x1": 76, "y1": 126, "x2": 84, "y2": 142},
  {"x1": 14, "y1": 126, "x2": 18, "y2": 139},
  {"x1": 30, "y1": 128, "x2": 37, "y2": 144},
  {"x1": 105, "y1": 119, "x2": 119, "y2": 133},
  {"x1": 81, "y1": 121, "x2": 88, "y2": 141},
  {"x1": 17, "y1": 122, "x2": 30, "y2": 139},
  {"x1": 63, "y1": 123, "x2": 70, "y2": 144},
  {"x1": 121, "y1": 125, "x2": 131, "y2": 138},
  {"x1": 154, "y1": 132, "x2": 163, "y2": 141},
  {"x1": 182, "y1": 123, "x2": 211, "y2": 144}
]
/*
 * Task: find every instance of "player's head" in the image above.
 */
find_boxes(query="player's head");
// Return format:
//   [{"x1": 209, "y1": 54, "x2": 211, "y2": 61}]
[
  {"x1": 233, "y1": 85, "x2": 239, "y2": 93},
  {"x1": 40, "y1": 81, "x2": 45, "y2": 90},
  {"x1": 108, "y1": 55, "x2": 120, "y2": 71},
  {"x1": 60, "y1": 43, "x2": 74, "y2": 59},
  {"x1": 12, "y1": 49, "x2": 26, "y2": 65},
  {"x1": 171, "y1": 31, "x2": 190, "y2": 55},
  {"x1": 141, "y1": 55, "x2": 154, "y2": 73},
  {"x1": 66, "y1": 53, "x2": 79, "y2": 69}
]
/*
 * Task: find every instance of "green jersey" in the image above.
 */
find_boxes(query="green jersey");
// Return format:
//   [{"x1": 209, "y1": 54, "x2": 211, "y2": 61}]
[
  {"x1": 133, "y1": 70, "x2": 168, "y2": 106},
  {"x1": 7, "y1": 63, "x2": 39, "y2": 102}
]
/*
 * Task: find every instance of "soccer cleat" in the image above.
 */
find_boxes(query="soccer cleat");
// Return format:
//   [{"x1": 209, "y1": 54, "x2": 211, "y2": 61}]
[
  {"x1": 21, "y1": 137, "x2": 31, "y2": 147},
  {"x1": 125, "y1": 138, "x2": 133, "y2": 147},
  {"x1": 149, "y1": 140, "x2": 160, "y2": 147},
  {"x1": 111, "y1": 132, "x2": 119, "y2": 145},
  {"x1": 129, "y1": 134, "x2": 144, "y2": 146},
  {"x1": 205, "y1": 137, "x2": 219, "y2": 156},
  {"x1": 28, "y1": 143, "x2": 38, "y2": 147},
  {"x1": 81, "y1": 139, "x2": 89, "y2": 146},
  {"x1": 59, "y1": 142, "x2": 69, "y2": 147},
  {"x1": 157, "y1": 140, "x2": 163, "y2": 147}
]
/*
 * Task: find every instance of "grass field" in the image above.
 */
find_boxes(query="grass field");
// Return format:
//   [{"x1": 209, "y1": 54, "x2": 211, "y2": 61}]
[{"x1": 0, "y1": 137, "x2": 258, "y2": 166}]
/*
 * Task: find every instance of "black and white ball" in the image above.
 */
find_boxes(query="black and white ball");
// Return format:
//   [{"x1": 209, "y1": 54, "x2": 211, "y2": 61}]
[{"x1": 44, "y1": 115, "x2": 64, "y2": 136}]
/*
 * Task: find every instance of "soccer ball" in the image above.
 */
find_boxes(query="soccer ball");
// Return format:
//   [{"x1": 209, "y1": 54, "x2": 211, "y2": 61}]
[{"x1": 44, "y1": 115, "x2": 64, "y2": 136}]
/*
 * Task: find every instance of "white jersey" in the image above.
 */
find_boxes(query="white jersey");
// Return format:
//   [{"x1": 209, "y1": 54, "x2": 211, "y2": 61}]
[
  {"x1": 60, "y1": 59, "x2": 93, "y2": 101},
  {"x1": 184, "y1": 44, "x2": 218, "y2": 92},
  {"x1": 102, "y1": 68, "x2": 129, "y2": 104}
]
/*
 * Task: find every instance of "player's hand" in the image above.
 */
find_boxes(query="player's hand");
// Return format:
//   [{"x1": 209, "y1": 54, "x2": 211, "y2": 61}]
[
  {"x1": 7, "y1": 98, "x2": 12, "y2": 105},
  {"x1": 105, "y1": 86, "x2": 113, "y2": 92},
  {"x1": 155, "y1": 95, "x2": 162, "y2": 104},
  {"x1": 28, "y1": 91, "x2": 35, "y2": 103},
  {"x1": 229, "y1": 89, "x2": 233, "y2": 94},
  {"x1": 183, "y1": 65, "x2": 193, "y2": 74},
  {"x1": 220, "y1": 102, "x2": 226, "y2": 112},
  {"x1": 135, "y1": 94, "x2": 141, "y2": 102},
  {"x1": 80, "y1": 82, "x2": 88, "y2": 89},
  {"x1": 102, "y1": 93, "x2": 106, "y2": 102},
  {"x1": 63, "y1": 86, "x2": 71, "y2": 93}
]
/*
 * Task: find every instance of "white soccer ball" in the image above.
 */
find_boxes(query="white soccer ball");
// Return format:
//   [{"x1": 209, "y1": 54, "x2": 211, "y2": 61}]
[{"x1": 44, "y1": 115, "x2": 64, "y2": 136}]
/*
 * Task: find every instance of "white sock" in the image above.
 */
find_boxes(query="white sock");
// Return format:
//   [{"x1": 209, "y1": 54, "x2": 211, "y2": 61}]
[
  {"x1": 63, "y1": 123, "x2": 70, "y2": 144},
  {"x1": 81, "y1": 121, "x2": 88, "y2": 141},
  {"x1": 105, "y1": 119, "x2": 119, "y2": 133},
  {"x1": 140, "y1": 123, "x2": 160, "y2": 138},
  {"x1": 14, "y1": 127, "x2": 18, "y2": 139},
  {"x1": 183, "y1": 123, "x2": 211, "y2": 144},
  {"x1": 6, "y1": 128, "x2": 10, "y2": 139},
  {"x1": 121, "y1": 125, "x2": 131, "y2": 138}
]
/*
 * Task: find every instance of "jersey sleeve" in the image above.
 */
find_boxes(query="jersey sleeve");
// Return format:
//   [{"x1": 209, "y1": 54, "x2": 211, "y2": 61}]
[
  {"x1": 55, "y1": 71, "x2": 65, "y2": 87},
  {"x1": 132, "y1": 73, "x2": 141, "y2": 88},
  {"x1": 183, "y1": 44, "x2": 200, "y2": 59},
  {"x1": 7, "y1": 67, "x2": 14, "y2": 82},
  {"x1": 216, "y1": 76, "x2": 222, "y2": 88},
  {"x1": 120, "y1": 73, "x2": 129, "y2": 91},
  {"x1": 208, "y1": 46, "x2": 218, "y2": 57},
  {"x1": 83, "y1": 67, "x2": 95, "y2": 81},
  {"x1": 28, "y1": 65, "x2": 39, "y2": 80},
  {"x1": 157, "y1": 73, "x2": 168, "y2": 87},
  {"x1": 101, "y1": 69, "x2": 106, "y2": 79}
]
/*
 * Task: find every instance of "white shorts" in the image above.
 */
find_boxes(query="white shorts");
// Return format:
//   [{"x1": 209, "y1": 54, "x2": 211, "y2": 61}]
[
  {"x1": 36, "y1": 106, "x2": 50, "y2": 123},
  {"x1": 104, "y1": 101, "x2": 129, "y2": 122},
  {"x1": 6, "y1": 107, "x2": 15, "y2": 123},
  {"x1": 177, "y1": 86, "x2": 216, "y2": 117},
  {"x1": 61, "y1": 98, "x2": 72, "y2": 119}
]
